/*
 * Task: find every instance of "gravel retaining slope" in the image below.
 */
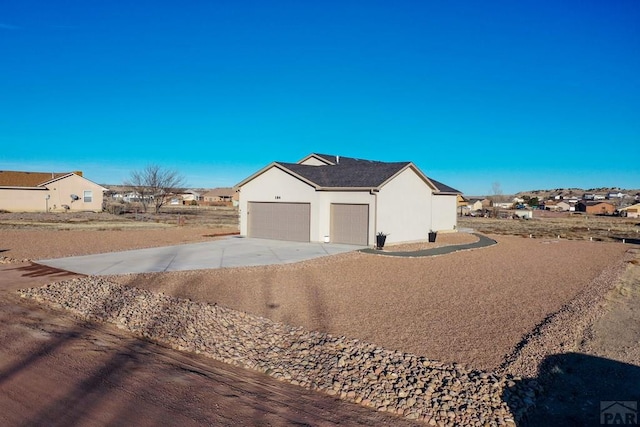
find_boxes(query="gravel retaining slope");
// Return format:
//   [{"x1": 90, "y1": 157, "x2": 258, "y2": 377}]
[
  {"x1": 20, "y1": 278, "x2": 537, "y2": 426},
  {"x1": 111, "y1": 236, "x2": 629, "y2": 371},
  {"x1": 499, "y1": 249, "x2": 637, "y2": 378}
]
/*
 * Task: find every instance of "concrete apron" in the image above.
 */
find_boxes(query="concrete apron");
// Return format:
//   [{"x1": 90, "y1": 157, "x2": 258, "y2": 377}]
[{"x1": 37, "y1": 236, "x2": 366, "y2": 276}]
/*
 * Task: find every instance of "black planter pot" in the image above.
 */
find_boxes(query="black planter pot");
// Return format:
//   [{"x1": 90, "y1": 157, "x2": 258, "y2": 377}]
[
  {"x1": 428, "y1": 231, "x2": 437, "y2": 242},
  {"x1": 376, "y1": 234, "x2": 387, "y2": 249}
]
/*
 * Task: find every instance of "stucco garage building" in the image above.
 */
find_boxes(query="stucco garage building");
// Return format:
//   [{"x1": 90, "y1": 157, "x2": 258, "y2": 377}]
[{"x1": 235, "y1": 153, "x2": 460, "y2": 246}]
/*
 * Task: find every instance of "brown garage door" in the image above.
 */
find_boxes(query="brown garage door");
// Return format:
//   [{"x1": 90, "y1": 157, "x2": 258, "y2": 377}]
[
  {"x1": 330, "y1": 203, "x2": 369, "y2": 245},
  {"x1": 248, "y1": 202, "x2": 310, "y2": 242}
]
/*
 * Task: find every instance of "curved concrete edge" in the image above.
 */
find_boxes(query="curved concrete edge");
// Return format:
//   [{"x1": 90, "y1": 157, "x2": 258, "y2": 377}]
[{"x1": 359, "y1": 233, "x2": 497, "y2": 257}]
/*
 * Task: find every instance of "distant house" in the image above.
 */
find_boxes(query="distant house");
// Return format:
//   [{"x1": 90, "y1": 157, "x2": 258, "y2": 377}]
[
  {"x1": 556, "y1": 201, "x2": 575, "y2": 212},
  {"x1": 467, "y1": 199, "x2": 485, "y2": 212},
  {"x1": 576, "y1": 201, "x2": 616, "y2": 215},
  {"x1": 176, "y1": 190, "x2": 202, "y2": 204},
  {"x1": 563, "y1": 197, "x2": 580, "y2": 204},
  {"x1": 607, "y1": 191, "x2": 626, "y2": 199},
  {"x1": 461, "y1": 196, "x2": 490, "y2": 210},
  {"x1": 0, "y1": 170, "x2": 107, "y2": 212},
  {"x1": 106, "y1": 187, "x2": 141, "y2": 203},
  {"x1": 493, "y1": 202, "x2": 513, "y2": 209},
  {"x1": 235, "y1": 153, "x2": 460, "y2": 245},
  {"x1": 619, "y1": 203, "x2": 640, "y2": 219},
  {"x1": 202, "y1": 187, "x2": 239, "y2": 206},
  {"x1": 513, "y1": 209, "x2": 533, "y2": 219}
]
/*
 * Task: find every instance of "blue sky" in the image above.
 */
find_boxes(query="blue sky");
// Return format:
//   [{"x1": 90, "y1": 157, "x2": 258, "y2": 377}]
[{"x1": 1, "y1": 1, "x2": 639, "y2": 195}]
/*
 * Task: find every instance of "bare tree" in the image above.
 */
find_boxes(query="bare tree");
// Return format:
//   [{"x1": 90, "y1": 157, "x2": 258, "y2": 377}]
[
  {"x1": 488, "y1": 181, "x2": 506, "y2": 217},
  {"x1": 491, "y1": 181, "x2": 503, "y2": 197},
  {"x1": 125, "y1": 165, "x2": 186, "y2": 213}
]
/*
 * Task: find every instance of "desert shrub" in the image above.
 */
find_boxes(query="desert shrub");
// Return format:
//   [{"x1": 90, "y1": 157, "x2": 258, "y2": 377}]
[
  {"x1": 189, "y1": 200, "x2": 198, "y2": 206},
  {"x1": 105, "y1": 202, "x2": 131, "y2": 215}
]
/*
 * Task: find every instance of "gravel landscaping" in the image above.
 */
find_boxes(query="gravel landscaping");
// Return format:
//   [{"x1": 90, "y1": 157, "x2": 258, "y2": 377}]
[
  {"x1": 107, "y1": 235, "x2": 629, "y2": 372},
  {"x1": 20, "y1": 276, "x2": 538, "y2": 425},
  {"x1": 3, "y1": 219, "x2": 636, "y2": 425}
]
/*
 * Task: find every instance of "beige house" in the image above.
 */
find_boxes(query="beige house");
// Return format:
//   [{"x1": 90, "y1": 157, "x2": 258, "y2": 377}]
[
  {"x1": 202, "y1": 187, "x2": 239, "y2": 206},
  {"x1": 0, "y1": 171, "x2": 107, "y2": 212},
  {"x1": 556, "y1": 201, "x2": 574, "y2": 212},
  {"x1": 235, "y1": 153, "x2": 460, "y2": 245},
  {"x1": 619, "y1": 203, "x2": 640, "y2": 218},
  {"x1": 467, "y1": 199, "x2": 485, "y2": 212},
  {"x1": 172, "y1": 190, "x2": 201, "y2": 204}
]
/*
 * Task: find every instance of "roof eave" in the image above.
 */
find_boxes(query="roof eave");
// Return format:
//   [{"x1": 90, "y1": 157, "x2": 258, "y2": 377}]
[
  {"x1": 38, "y1": 173, "x2": 109, "y2": 191},
  {"x1": 297, "y1": 153, "x2": 335, "y2": 166},
  {"x1": 0, "y1": 186, "x2": 47, "y2": 190},
  {"x1": 378, "y1": 162, "x2": 441, "y2": 192},
  {"x1": 38, "y1": 173, "x2": 76, "y2": 186},
  {"x1": 234, "y1": 162, "x2": 320, "y2": 190},
  {"x1": 317, "y1": 186, "x2": 380, "y2": 192}
]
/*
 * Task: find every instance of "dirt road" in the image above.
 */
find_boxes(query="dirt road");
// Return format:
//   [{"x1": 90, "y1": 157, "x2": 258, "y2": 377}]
[{"x1": 0, "y1": 263, "x2": 418, "y2": 427}]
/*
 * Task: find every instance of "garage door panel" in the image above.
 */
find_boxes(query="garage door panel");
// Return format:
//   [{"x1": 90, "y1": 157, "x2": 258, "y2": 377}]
[
  {"x1": 331, "y1": 204, "x2": 368, "y2": 245},
  {"x1": 248, "y1": 202, "x2": 310, "y2": 242}
]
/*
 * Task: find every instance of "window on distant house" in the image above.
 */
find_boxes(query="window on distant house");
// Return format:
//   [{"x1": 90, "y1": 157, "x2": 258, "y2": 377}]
[{"x1": 84, "y1": 190, "x2": 93, "y2": 203}]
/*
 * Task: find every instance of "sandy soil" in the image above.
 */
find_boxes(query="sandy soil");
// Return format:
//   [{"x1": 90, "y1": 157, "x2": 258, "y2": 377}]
[
  {"x1": 1, "y1": 227, "x2": 629, "y2": 371},
  {"x1": 114, "y1": 236, "x2": 629, "y2": 371},
  {"x1": 0, "y1": 264, "x2": 417, "y2": 427},
  {"x1": 2, "y1": 222, "x2": 639, "y2": 425},
  {"x1": 0, "y1": 227, "x2": 235, "y2": 261}
]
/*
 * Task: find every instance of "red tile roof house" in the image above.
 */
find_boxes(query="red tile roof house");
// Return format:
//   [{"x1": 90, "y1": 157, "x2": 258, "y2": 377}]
[
  {"x1": 0, "y1": 171, "x2": 108, "y2": 212},
  {"x1": 234, "y1": 153, "x2": 461, "y2": 246}
]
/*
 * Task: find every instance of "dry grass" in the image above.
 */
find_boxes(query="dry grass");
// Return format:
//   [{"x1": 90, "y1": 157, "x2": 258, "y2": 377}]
[
  {"x1": 459, "y1": 213, "x2": 640, "y2": 243},
  {"x1": 0, "y1": 205, "x2": 240, "y2": 231}
]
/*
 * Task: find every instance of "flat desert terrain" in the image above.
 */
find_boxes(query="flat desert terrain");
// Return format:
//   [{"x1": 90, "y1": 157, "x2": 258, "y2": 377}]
[{"x1": 1, "y1": 208, "x2": 639, "y2": 425}]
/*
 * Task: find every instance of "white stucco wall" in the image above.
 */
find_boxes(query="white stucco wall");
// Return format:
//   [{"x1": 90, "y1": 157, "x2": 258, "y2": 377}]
[
  {"x1": 238, "y1": 164, "x2": 459, "y2": 245},
  {"x1": 238, "y1": 167, "x2": 318, "y2": 237},
  {"x1": 0, "y1": 174, "x2": 105, "y2": 212},
  {"x1": 376, "y1": 168, "x2": 433, "y2": 244},
  {"x1": 432, "y1": 194, "x2": 458, "y2": 232}
]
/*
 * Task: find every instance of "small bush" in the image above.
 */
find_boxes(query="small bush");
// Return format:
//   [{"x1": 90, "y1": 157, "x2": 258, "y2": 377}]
[{"x1": 105, "y1": 202, "x2": 131, "y2": 215}]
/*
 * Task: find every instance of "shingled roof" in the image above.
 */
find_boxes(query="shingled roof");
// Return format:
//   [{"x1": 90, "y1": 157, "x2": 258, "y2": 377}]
[
  {"x1": 427, "y1": 177, "x2": 460, "y2": 194},
  {"x1": 0, "y1": 171, "x2": 80, "y2": 187},
  {"x1": 276, "y1": 159, "x2": 412, "y2": 188},
  {"x1": 250, "y1": 153, "x2": 460, "y2": 193}
]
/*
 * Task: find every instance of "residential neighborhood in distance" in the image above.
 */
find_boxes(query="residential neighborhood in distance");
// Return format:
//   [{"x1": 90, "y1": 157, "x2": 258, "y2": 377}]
[
  {"x1": 2, "y1": 167, "x2": 638, "y2": 220},
  {"x1": 461, "y1": 187, "x2": 640, "y2": 219}
]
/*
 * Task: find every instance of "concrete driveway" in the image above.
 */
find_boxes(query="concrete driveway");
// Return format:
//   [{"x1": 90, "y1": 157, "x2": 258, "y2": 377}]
[{"x1": 37, "y1": 237, "x2": 366, "y2": 275}]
